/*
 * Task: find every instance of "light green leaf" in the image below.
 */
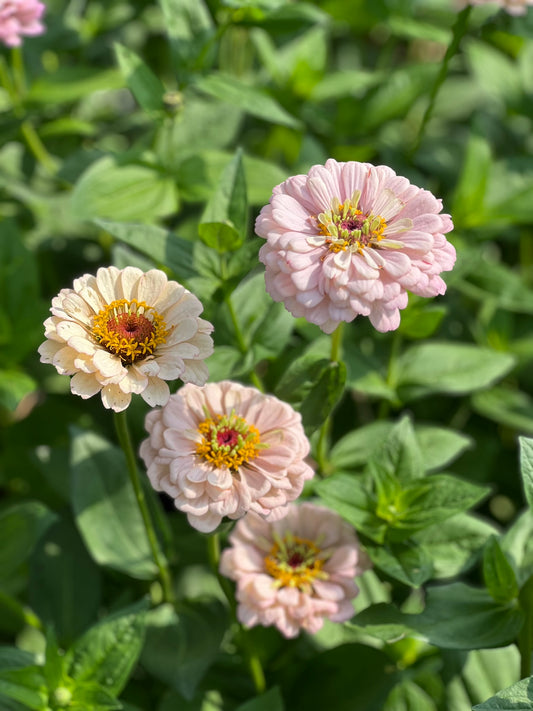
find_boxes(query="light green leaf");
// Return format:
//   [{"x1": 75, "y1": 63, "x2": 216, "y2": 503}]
[
  {"x1": 114, "y1": 43, "x2": 165, "y2": 113},
  {"x1": 473, "y1": 387, "x2": 533, "y2": 434},
  {"x1": 199, "y1": 149, "x2": 247, "y2": 252},
  {"x1": 195, "y1": 73, "x2": 301, "y2": 129},
  {"x1": 26, "y1": 68, "x2": 124, "y2": 105},
  {"x1": 473, "y1": 677, "x2": 533, "y2": 709},
  {"x1": 520, "y1": 437, "x2": 533, "y2": 513},
  {"x1": 0, "y1": 667, "x2": 47, "y2": 710},
  {"x1": 384, "y1": 681, "x2": 437, "y2": 711},
  {"x1": 300, "y1": 361, "x2": 346, "y2": 434},
  {"x1": 367, "y1": 417, "x2": 424, "y2": 484},
  {"x1": 71, "y1": 157, "x2": 178, "y2": 222},
  {"x1": 396, "y1": 343, "x2": 515, "y2": 400},
  {"x1": 365, "y1": 541, "x2": 433, "y2": 587},
  {"x1": 94, "y1": 219, "x2": 196, "y2": 283},
  {"x1": 70, "y1": 429, "x2": 159, "y2": 580},
  {"x1": 68, "y1": 599, "x2": 148, "y2": 697},
  {"x1": 160, "y1": 0, "x2": 214, "y2": 70},
  {"x1": 452, "y1": 127, "x2": 492, "y2": 228}
]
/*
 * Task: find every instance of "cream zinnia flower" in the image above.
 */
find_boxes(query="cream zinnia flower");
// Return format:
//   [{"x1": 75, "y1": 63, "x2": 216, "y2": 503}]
[
  {"x1": 38, "y1": 266, "x2": 214, "y2": 412},
  {"x1": 220, "y1": 503, "x2": 370, "y2": 638},
  {"x1": 140, "y1": 380, "x2": 314, "y2": 533}
]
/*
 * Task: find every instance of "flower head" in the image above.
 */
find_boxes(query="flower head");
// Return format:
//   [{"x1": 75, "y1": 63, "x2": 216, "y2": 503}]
[
  {"x1": 0, "y1": 0, "x2": 45, "y2": 47},
  {"x1": 463, "y1": 0, "x2": 533, "y2": 14},
  {"x1": 256, "y1": 159, "x2": 455, "y2": 333},
  {"x1": 38, "y1": 266, "x2": 214, "y2": 412},
  {"x1": 220, "y1": 502, "x2": 370, "y2": 638},
  {"x1": 140, "y1": 380, "x2": 314, "y2": 533}
]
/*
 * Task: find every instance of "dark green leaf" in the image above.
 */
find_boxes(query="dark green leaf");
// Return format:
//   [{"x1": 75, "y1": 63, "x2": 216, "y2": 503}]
[
  {"x1": 365, "y1": 541, "x2": 433, "y2": 587},
  {"x1": 483, "y1": 537, "x2": 519, "y2": 604},
  {"x1": 520, "y1": 437, "x2": 533, "y2": 513},
  {"x1": 473, "y1": 677, "x2": 533, "y2": 709},
  {"x1": 300, "y1": 361, "x2": 346, "y2": 434},
  {"x1": 29, "y1": 519, "x2": 101, "y2": 644},
  {"x1": 0, "y1": 667, "x2": 47, "y2": 710},
  {"x1": 236, "y1": 687, "x2": 284, "y2": 711}
]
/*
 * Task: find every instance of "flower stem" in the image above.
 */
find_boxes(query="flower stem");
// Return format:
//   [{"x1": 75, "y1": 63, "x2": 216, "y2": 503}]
[
  {"x1": 207, "y1": 532, "x2": 266, "y2": 694},
  {"x1": 316, "y1": 323, "x2": 344, "y2": 475},
  {"x1": 114, "y1": 411, "x2": 174, "y2": 604},
  {"x1": 378, "y1": 330, "x2": 402, "y2": 420},
  {"x1": 411, "y1": 5, "x2": 472, "y2": 156},
  {"x1": 224, "y1": 292, "x2": 266, "y2": 392},
  {"x1": 20, "y1": 120, "x2": 58, "y2": 175}
]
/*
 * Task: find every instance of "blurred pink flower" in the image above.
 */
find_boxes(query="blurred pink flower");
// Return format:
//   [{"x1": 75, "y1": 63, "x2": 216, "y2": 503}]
[
  {"x1": 220, "y1": 502, "x2": 370, "y2": 638},
  {"x1": 0, "y1": 0, "x2": 45, "y2": 47},
  {"x1": 464, "y1": 0, "x2": 533, "y2": 14},
  {"x1": 140, "y1": 381, "x2": 314, "y2": 533},
  {"x1": 256, "y1": 159, "x2": 455, "y2": 334},
  {"x1": 38, "y1": 266, "x2": 213, "y2": 412}
]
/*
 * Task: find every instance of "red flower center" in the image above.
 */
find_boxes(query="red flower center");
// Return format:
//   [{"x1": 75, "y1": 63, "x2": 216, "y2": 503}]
[
  {"x1": 216, "y1": 428, "x2": 239, "y2": 448},
  {"x1": 108, "y1": 313, "x2": 155, "y2": 343}
]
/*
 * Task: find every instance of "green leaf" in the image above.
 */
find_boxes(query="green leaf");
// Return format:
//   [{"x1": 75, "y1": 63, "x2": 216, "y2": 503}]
[
  {"x1": 94, "y1": 219, "x2": 196, "y2": 283},
  {"x1": 0, "y1": 648, "x2": 35, "y2": 671},
  {"x1": 0, "y1": 667, "x2": 47, "y2": 710},
  {"x1": 520, "y1": 437, "x2": 533, "y2": 512},
  {"x1": 398, "y1": 303, "x2": 446, "y2": 340},
  {"x1": 195, "y1": 73, "x2": 302, "y2": 129},
  {"x1": 473, "y1": 677, "x2": 533, "y2": 709},
  {"x1": 0, "y1": 501, "x2": 55, "y2": 591},
  {"x1": 473, "y1": 387, "x2": 533, "y2": 434},
  {"x1": 367, "y1": 417, "x2": 424, "y2": 484},
  {"x1": 483, "y1": 537, "x2": 519, "y2": 604},
  {"x1": 26, "y1": 68, "x2": 124, "y2": 105},
  {"x1": 114, "y1": 43, "x2": 165, "y2": 113},
  {"x1": 236, "y1": 687, "x2": 284, "y2": 711},
  {"x1": 331, "y1": 422, "x2": 471, "y2": 472},
  {"x1": 414, "y1": 513, "x2": 497, "y2": 580},
  {"x1": 198, "y1": 149, "x2": 247, "y2": 252},
  {"x1": 300, "y1": 361, "x2": 346, "y2": 434},
  {"x1": 160, "y1": 0, "x2": 214, "y2": 71},
  {"x1": 70, "y1": 429, "x2": 159, "y2": 580},
  {"x1": 365, "y1": 541, "x2": 433, "y2": 587},
  {"x1": 29, "y1": 519, "x2": 101, "y2": 645},
  {"x1": 286, "y1": 643, "x2": 399, "y2": 711},
  {"x1": 355, "y1": 583, "x2": 524, "y2": 650},
  {"x1": 142, "y1": 601, "x2": 229, "y2": 700},
  {"x1": 0, "y1": 370, "x2": 37, "y2": 412},
  {"x1": 452, "y1": 127, "x2": 492, "y2": 229},
  {"x1": 68, "y1": 599, "x2": 148, "y2": 697},
  {"x1": 396, "y1": 343, "x2": 515, "y2": 400},
  {"x1": 315, "y1": 473, "x2": 388, "y2": 544},
  {"x1": 71, "y1": 157, "x2": 178, "y2": 222},
  {"x1": 384, "y1": 681, "x2": 437, "y2": 711},
  {"x1": 68, "y1": 681, "x2": 122, "y2": 710}
]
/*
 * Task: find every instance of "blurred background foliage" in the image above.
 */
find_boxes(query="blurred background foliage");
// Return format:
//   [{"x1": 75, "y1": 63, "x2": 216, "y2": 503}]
[{"x1": 4, "y1": 0, "x2": 533, "y2": 709}]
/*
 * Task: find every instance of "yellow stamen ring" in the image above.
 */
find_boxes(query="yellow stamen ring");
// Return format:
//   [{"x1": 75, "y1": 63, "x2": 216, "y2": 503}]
[
  {"x1": 265, "y1": 535, "x2": 329, "y2": 593},
  {"x1": 92, "y1": 298, "x2": 168, "y2": 365}
]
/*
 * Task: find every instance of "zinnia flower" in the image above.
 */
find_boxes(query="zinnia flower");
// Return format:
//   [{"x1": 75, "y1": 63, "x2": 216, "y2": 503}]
[
  {"x1": 463, "y1": 0, "x2": 533, "y2": 14},
  {"x1": 0, "y1": 0, "x2": 45, "y2": 47},
  {"x1": 38, "y1": 266, "x2": 214, "y2": 412},
  {"x1": 256, "y1": 159, "x2": 455, "y2": 334},
  {"x1": 139, "y1": 380, "x2": 314, "y2": 533},
  {"x1": 220, "y1": 502, "x2": 370, "y2": 638}
]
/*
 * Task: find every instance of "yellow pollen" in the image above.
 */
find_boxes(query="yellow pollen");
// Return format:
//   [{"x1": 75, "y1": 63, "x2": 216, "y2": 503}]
[
  {"x1": 265, "y1": 535, "x2": 329, "y2": 593},
  {"x1": 195, "y1": 412, "x2": 262, "y2": 471},
  {"x1": 91, "y1": 298, "x2": 168, "y2": 365},
  {"x1": 316, "y1": 191, "x2": 387, "y2": 254}
]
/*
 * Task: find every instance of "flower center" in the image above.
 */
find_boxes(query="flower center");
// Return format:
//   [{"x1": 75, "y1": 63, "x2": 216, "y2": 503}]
[
  {"x1": 317, "y1": 191, "x2": 387, "y2": 253},
  {"x1": 196, "y1": 411, "x2": 262, "y2": 471},
  {"x1": 265, "y1": 534, "x2": 329, "y2": 593},
  {"x1": 92, "y1": 299, "x2": 168, "y2": 365}
]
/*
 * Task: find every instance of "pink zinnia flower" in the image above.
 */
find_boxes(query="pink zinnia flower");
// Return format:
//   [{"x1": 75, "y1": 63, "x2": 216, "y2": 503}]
[
  {"x1": 220, "y1": 502, "x2": 370, "y2": 638},
  {"x1": 38, "y1": 266, "x2": 214, "y2": 412},
  {"x1": 0, "y1": 0, "x2": 45, "y2": 47},
  {"x1": 463, "y1": 0, "x2": 533, "y2": 14},
  {"x1": 140, "y1": 381, "x2": 314, "y2": 533},
  {"x1": 256, "y1": 159, "x2": 455, "y2": 333}
]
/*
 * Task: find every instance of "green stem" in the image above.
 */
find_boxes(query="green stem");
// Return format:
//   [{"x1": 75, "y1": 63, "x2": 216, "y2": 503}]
[
  {"x1": 20, "y1": 120, "x2": 58, "y2": 174},
  {"x1": 114, "y1": 411, "x2": 174, "y2": 604},
  {"x1": 0, "y1": 590, "x2": 42, "y2": 631},
  {"x1": 378, "y1": 330, "x2": 402, "y2": 420},
  {"x1": 11, "y1": 47, "x2": 26, "y2": 97},
  {"x1": 207, "y1": 532, "x2": 266, "y2": 694},
  {"x1": 411, "y1": 5, "x2": 472, "y2": 155},
  {"x1": 224, "y1": 292, "x2": 266, "y2": 392},
  {"x1": 316, "y1": 323, "x2": 344, "y2": 475}
]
